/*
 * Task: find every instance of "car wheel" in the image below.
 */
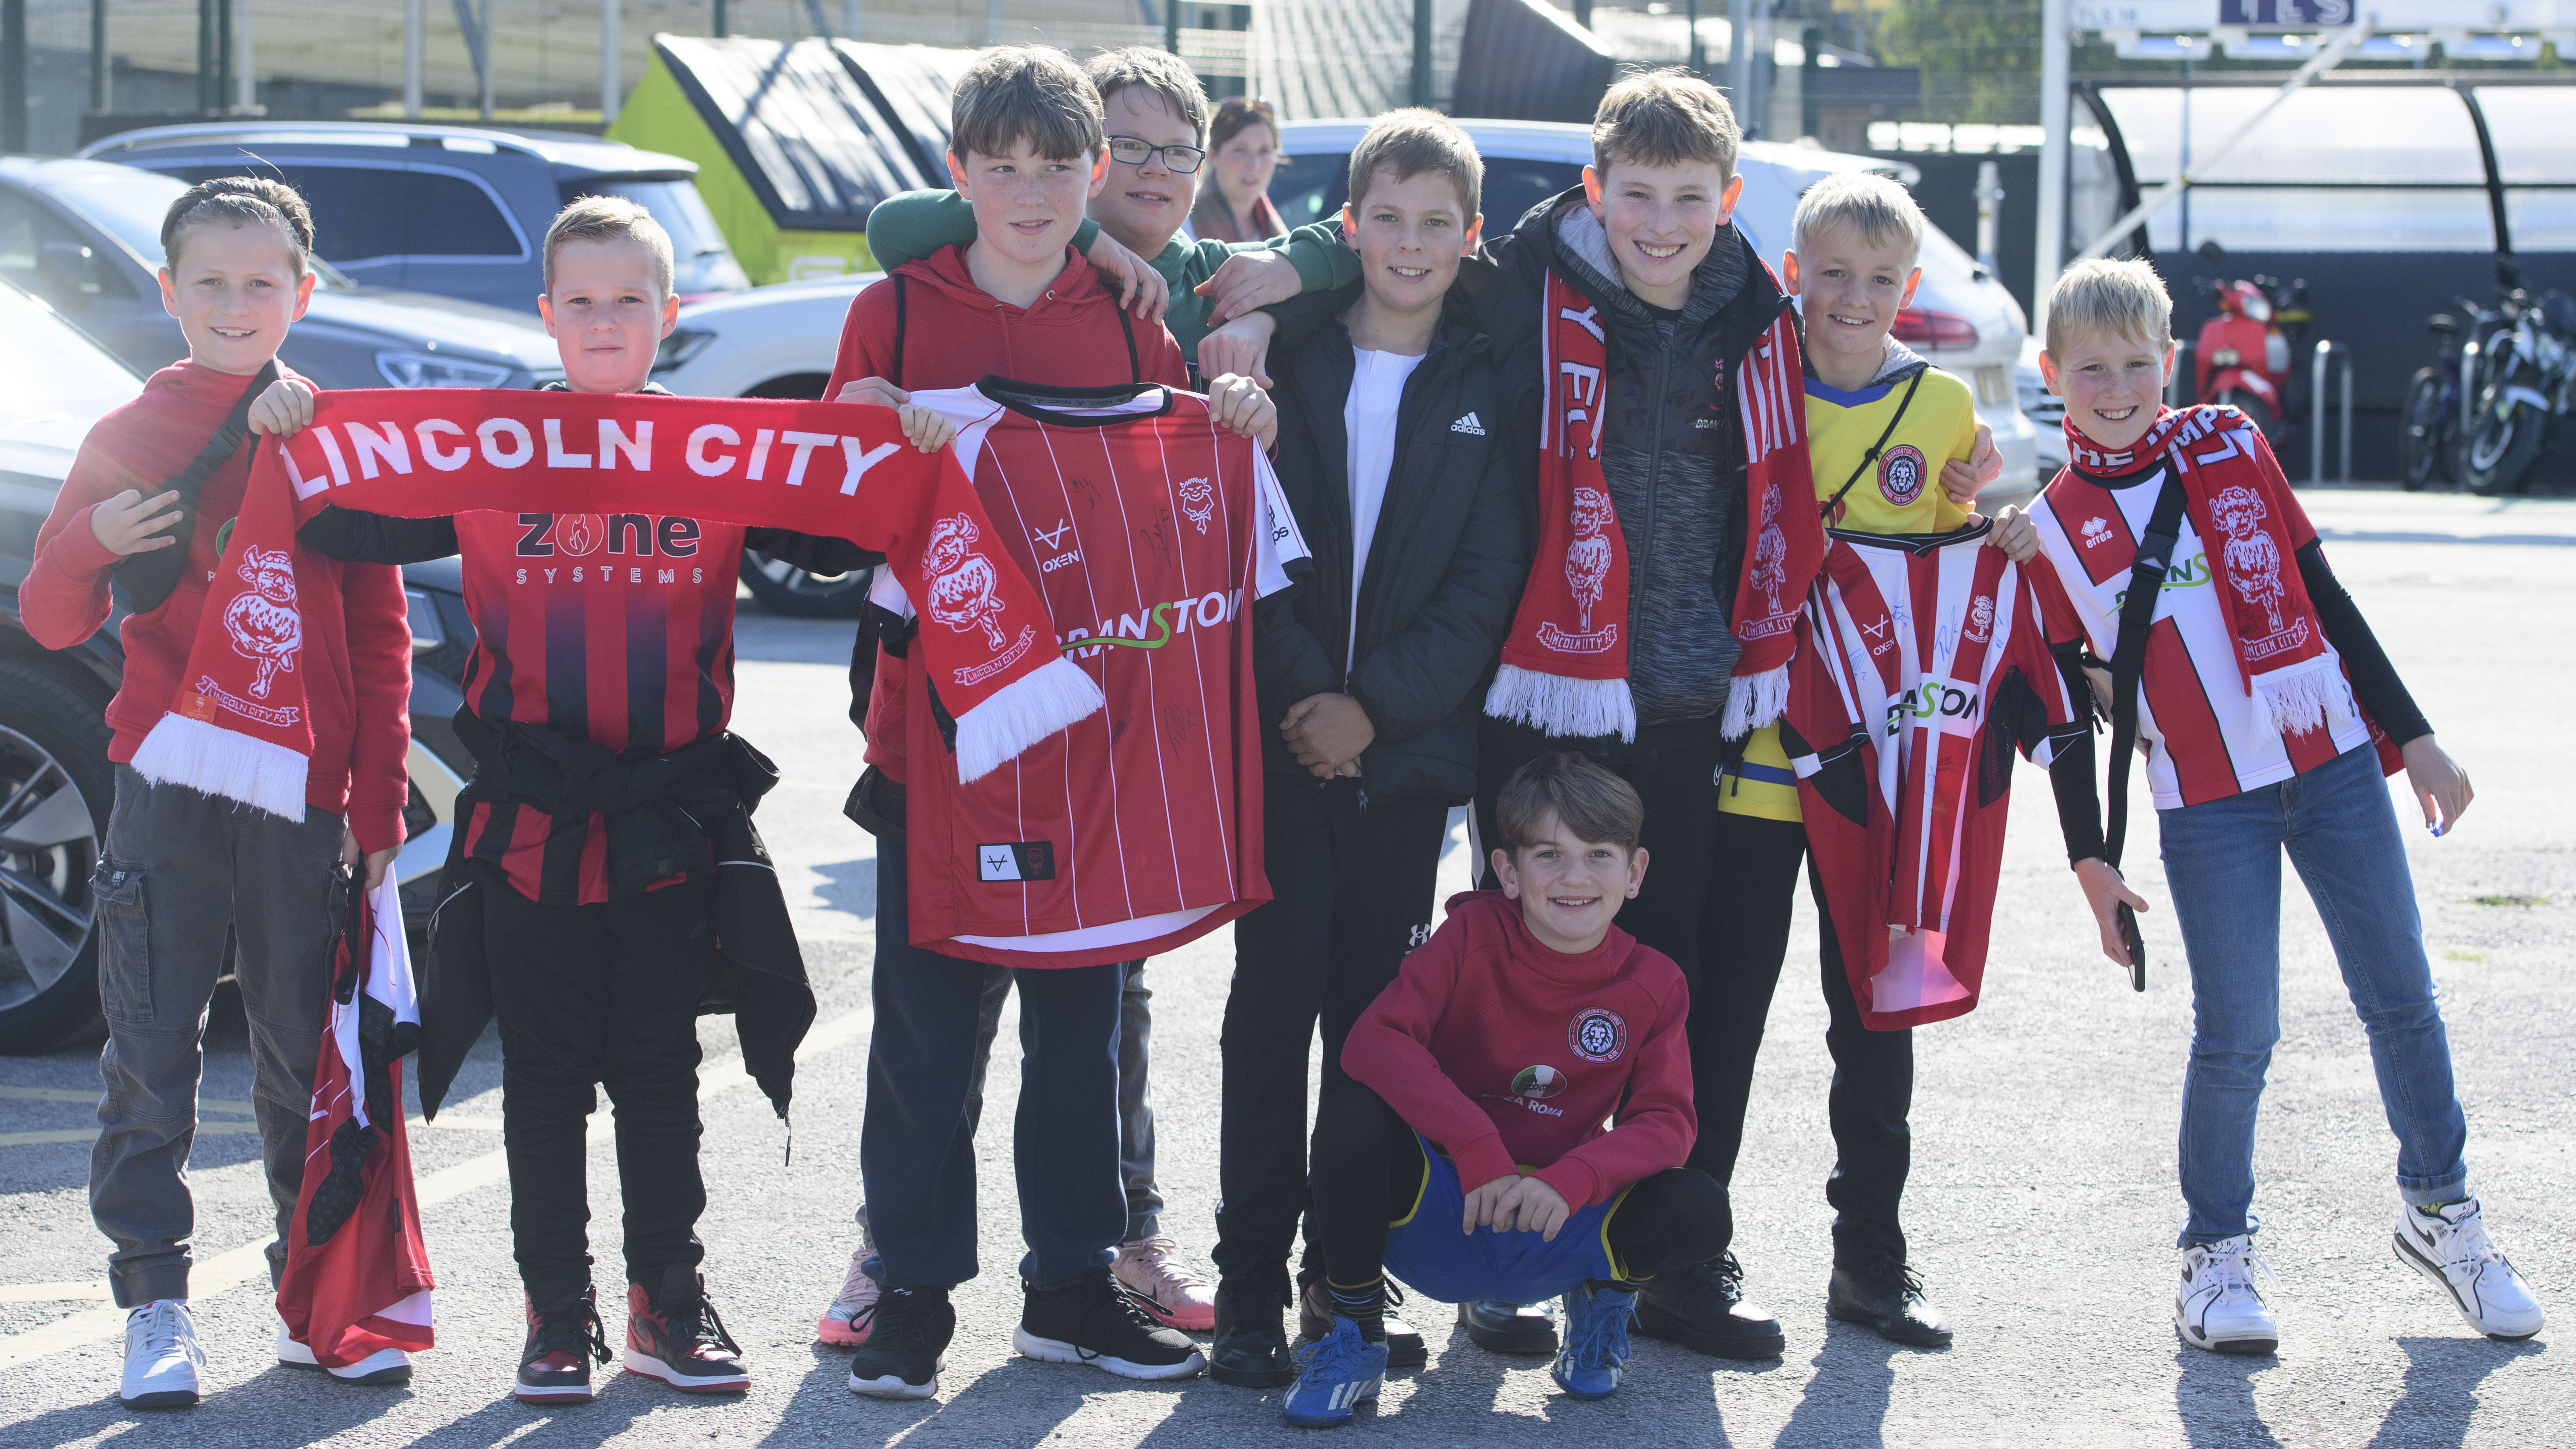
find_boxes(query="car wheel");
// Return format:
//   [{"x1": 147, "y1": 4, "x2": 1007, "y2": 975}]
[
  {"x1": 0, "y1": 660, "x2": 117, "y2": 1053},
  {"x1": 740, "y1": 553, "x2": 874, "y2": 618}
]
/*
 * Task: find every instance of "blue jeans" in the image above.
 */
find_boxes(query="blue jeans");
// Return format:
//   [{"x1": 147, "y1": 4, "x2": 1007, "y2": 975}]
[{"x1": 2158, "y1": 744, "x2": 2469, "y2": 1247}]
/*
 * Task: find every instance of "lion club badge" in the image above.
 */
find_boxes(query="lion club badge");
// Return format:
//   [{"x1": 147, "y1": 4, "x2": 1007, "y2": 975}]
[
  {"x1": 1878, "y1": 442, "x2": 1928, "y2": 507},
  {"x1": 1567, "y1": 1007, "x2": 1627, "y2": 1063},
  {"x1": 2209, "y1": 484, "x2": 2308, "y2": 659},
  {"x1": 923, "y1": 514, "x2": 1037, "y2": 687},
  {"x1": 1177, "y1": 475, "x2": 1215, "y2": 534},
  {"x1": 225, "y1": 548, "x2": 303, "y2": 701},
  {"x1": 1538, "y1": 487, "x2": 1620, "y2": 655}
]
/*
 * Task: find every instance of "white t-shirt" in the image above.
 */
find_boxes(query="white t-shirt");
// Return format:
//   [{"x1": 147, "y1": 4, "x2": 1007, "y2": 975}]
[{"x1": 1343, "y1": 347, "x2": 1425, "y2": 663}]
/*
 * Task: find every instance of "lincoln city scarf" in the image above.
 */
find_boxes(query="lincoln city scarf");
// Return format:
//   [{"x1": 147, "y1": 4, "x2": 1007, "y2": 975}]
[
  {"x1": 276, "y1": 872, "x2": 433, "y2": 1371},
  {"x1": 1487, "y1": 269, "x2": 1822, "y2": 741},
  {"x1": 2064, "y1": 404, "x2": 2348, "y2": 737},
  {"x1": 130, "y1": 390, "x2": 1103, "y2": 819}
]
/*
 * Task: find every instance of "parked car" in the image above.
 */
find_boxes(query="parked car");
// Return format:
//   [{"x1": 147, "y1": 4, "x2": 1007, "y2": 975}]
[
  {"x1": 0, "y1": 277, "x2": 477, "y2": 1053},
  {"x1": 1, "y1": 157, "x2": 564, "y2": 392},
  {"x1": 79, "y1": 121, "x2": 752, "y2": 312},
  {"x1": 2018, "y1": 335, "x2": 2069, "y2": 478},
  {"x1": 650, "y1": 118, "x2": 2039, "y2": 494}
]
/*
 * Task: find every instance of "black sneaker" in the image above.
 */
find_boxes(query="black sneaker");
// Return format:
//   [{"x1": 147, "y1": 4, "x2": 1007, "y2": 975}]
[
  {"x1": 1826, "y1": 1256, "x2": 1952, "y2": 1349},
  {"x1": 516, "y1": 1287, "x2": 611, "y2": 1404},
  {"x1": 849, "y1": 1286, "x2": 956, "y2": 1399},
  {"x1": 623, "y1": 1268, "x2": 751, "y2": 1393},
  {"x1": 1014, "y1": 1271, "x2": 1206, "y2": 1380},
  {"x1": 1208, "y1": 1270, "x2": 1296, "y2": 1389},
  {"x1": 1297, "y1": 1267, "x2": 1425, "y2": 1368},
  {"x1": 1635, "y1": 1255, "x2": 1786, "y2": 1359},
  {"x1": 1459, "y1": 1299, "x2": 1559, "y2": 1354}
]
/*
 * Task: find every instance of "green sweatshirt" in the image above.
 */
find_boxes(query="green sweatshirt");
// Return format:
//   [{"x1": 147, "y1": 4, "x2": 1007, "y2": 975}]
[{"x1": 863, "y1": 189, "x2": 1359, "y2": 356}]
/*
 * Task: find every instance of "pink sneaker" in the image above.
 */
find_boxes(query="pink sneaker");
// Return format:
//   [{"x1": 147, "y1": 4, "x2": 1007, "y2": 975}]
[
  {"x1": 818, "y1": 1230, "x2": 882, "y2": 1348},
  {"x1": 1114, "y1": 1236, "x2": 1217, "y2": 1332}
]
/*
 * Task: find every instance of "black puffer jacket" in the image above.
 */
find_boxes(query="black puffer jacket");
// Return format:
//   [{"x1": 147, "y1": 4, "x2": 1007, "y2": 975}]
[
  {"x1": 1256, "y1": 308, "x2": 1535, "y2": 804},
  {"x1": 1448, "y1": 188, "x2": 1797, "y2": 735}
]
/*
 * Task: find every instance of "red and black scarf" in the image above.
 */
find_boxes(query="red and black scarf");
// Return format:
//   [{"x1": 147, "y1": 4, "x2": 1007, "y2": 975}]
[{"x1": 1486, "y1": 268, "x2": 1821, "y2": 740}]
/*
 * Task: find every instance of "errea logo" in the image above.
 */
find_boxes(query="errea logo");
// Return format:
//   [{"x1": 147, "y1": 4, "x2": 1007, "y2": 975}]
[
  {"x1": 1450, "y1": 412, "x2": 1486, "y2": 436},
  {"x1": 2080, "y1": 516, "x2": 2114, "y2": 548}
]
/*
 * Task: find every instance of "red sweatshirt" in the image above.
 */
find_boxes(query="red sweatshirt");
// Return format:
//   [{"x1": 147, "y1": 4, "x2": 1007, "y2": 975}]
[
  {"x1": 21, "y1": 361, "x2": 413, "y2": 851},
  {"x1": 1342, "y1": 891, "x2": 1696, "y2": 1210},
  {"x1": 826, "y1": 242, "x2": 1187, "y2": 783}
]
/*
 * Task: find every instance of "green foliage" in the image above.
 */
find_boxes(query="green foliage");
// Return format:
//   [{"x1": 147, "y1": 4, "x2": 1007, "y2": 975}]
[{"x1": 1877, "y1": 0, "x2": 2043, "y2": 124}]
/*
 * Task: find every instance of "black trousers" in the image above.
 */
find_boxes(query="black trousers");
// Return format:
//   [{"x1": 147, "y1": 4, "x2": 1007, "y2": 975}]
[
  {"x1": 1214, "y1": 781, "x2": 1449, "y2": 1279},
  {"x1": 479, "y1": 861, "x2": 722, "y2": 1304},
  {"x1": 1691, "y1": 813, "x2": 1913, "y2": 1267},
  {"x1": 1306, "y1": 1080, "x2": 1725, "y2": 1289}
]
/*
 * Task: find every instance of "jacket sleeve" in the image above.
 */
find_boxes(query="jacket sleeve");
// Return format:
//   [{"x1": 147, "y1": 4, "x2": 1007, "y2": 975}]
[
  {"x1": 1339, "y1": 926, "x2": 1520, "y2": 1192},
  {"x1": 338, "y1": 560, "x2": 414, "y2": 855},
  {"x1": 1345, "y1": 369, "x2": 1535, "y2": 745},
  {"x1": 745, "y1": 528, "x2": 880, "y2": 575},
  {"x1": 1529, "y1": 970, "x2": 1696, "y2": 1209},
  {"x1": 1275, "y1": 221, "x2": 1361, "y2": 291},
  {"x1": 1254, "y1": 588, "x2": 1340, "y2": 727},
  {"x1": 20, "y1": 430, "x2": 156, "y2": 649},
  {"x1": 1262, "y1": 279, "x2": 1363, "y2": 350},
  {"x1": 867, "y1": 189, "x2": 1100, "y2": 276},
  {"x1": 297, "y1": 505, "x2": 459, "y2": 564},
  {"x1": 825, "y1": 281, "x2": 898, "y2": 400}
]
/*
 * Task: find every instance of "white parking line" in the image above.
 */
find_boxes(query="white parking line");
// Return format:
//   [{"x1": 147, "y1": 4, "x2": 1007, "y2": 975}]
[{"x1": 0, "y1": 1003, "x2": 870, "y2": 1370}]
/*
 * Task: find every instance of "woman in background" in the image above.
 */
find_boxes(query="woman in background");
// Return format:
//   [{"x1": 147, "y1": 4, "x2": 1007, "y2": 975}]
[{"x1": 1192, "y1": 96, "x2": 1289, "y2": 242}]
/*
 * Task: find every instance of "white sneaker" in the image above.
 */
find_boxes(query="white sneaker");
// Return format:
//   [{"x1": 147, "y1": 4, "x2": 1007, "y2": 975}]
[
  {"x1": 276, "y1": 1319, "x2": 415, "y2": 1384},
  {"x1": 120, "y1": 1300, "x2": 205, "y2": 1410},
  {"x1": 2175, "y1": 1235, "x2": 2280, "y2": 1355},
  {"x1": 2394, "y1": 1197, "x2": 2546, "y2": 1340}
]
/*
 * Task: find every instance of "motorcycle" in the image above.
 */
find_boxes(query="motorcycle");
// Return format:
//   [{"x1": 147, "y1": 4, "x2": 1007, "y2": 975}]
[
  {"x1": 2399, "y1": 285, "x2": 2509, "y2": 491},
  {"x1": 2190, "y1": 240, "x2": 2307, "y2": 444},
  {"x1": 2461, "y1": 258, "x2": 2576, "y2": 496}
]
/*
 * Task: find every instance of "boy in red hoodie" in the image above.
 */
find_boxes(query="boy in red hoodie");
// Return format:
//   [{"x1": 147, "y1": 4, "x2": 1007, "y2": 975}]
[
  {"x1": 21, "y1": 178, "x2": 411, "y2": 1410},
  {"x1": 1283, "y1": 753, "x2": 1723, "y2": 1426}
]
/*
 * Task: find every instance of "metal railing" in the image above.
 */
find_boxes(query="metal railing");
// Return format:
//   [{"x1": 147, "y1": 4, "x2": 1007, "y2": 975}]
[{"x1": 2310, "y1": 339, "x2": 2352, "y2": 485}]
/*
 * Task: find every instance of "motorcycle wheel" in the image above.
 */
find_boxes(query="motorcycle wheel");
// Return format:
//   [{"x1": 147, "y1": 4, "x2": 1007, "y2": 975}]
[
  {"x1": 2399, "y1": 368, "x2": 2447, "y2": 490},
  {"x1": 2463, "y1": 372, "x2": 2548, "y2": 496}
]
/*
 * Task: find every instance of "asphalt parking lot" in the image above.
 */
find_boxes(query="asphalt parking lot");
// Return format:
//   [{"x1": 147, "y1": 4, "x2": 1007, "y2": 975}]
[{"x1": 1, "y1": 486, "x2": 2568, "y2": 1448}]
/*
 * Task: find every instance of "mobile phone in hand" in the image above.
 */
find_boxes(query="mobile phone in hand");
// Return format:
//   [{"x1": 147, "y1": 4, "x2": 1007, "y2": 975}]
[{"x1": 2117, "y1": 904, "x2": 2146, "y2": 992}]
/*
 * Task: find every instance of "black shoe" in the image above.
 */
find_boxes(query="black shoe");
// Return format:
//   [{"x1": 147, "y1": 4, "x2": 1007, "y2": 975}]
[
  {"x1": 1209, "y1": 1270, "x2": 1296, "y2": 1388},
  {"x1": 516, "y1": 1287, "x2": 612, "y2": 1404},
  {"x1": 1826, "y1": 1257, "x2": 1952, "y2": 1349},
  {"x1": 1458, "y1": 1300, "x2": 1559, "y2": 1355},
  {"x1": 1635, "y1": 1255, "x2": 1786, "y2": 1360},
  {"x1": 623, "y1": 1269, "x2": 750, "y2": 1393},
  {"x1": 848, "y1": 1286, "x2": 955, "y2": 1399},
  {"x1": 1015, "y1": 1271, "x2": 1206, "y2": 1380},
  {"x1": 1298, "y1": 1268, "x2": 1425, "y2": 1368}
]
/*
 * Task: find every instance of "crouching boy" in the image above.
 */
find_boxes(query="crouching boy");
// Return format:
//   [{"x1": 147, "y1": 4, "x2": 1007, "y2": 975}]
[
  {"x1": 2026, "y1": 258, "x2": 2546, "y2": 1355},
  {"x1": 1286, "y1": 754, "x2": 1723, "y2": 1426}
]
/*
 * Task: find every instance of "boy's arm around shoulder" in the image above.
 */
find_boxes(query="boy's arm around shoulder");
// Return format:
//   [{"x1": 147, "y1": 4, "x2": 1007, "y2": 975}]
[
  {"x1": 19, "y1": 435, "x2": 144, "y2": 649},
  {"x1": 1529, "y1": 956, "x2": 1696, "y2": 1210},
  {"x1": 1345, "y1": 347, "x2": 1536, "y2": 744},
  {"x1": 338, "y1": 559, "x2": 414, "y2": 854},
  {"x1": 1339, "y1": 917, "x2": 1521, "y2": 1191},
  {"x1": 864, "y1": 189, "x2": 1102, "y2": 278}
]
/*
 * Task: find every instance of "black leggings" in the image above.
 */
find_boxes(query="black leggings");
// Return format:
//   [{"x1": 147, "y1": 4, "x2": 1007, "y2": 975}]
[{"x1": 1306, "y1": 1079, "x2": 1725, "y2": 1289}]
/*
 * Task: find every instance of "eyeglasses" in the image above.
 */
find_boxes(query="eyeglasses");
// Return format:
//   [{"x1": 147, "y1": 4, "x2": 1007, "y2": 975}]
[{"x1": 1107, "y1": 136, "x2": 1207, "y2": 173}]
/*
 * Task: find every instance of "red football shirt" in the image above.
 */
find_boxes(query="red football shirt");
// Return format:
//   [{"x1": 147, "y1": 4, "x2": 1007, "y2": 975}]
[{"x1": 881, "y1": 380, "x2": 1307, "y2": 967}]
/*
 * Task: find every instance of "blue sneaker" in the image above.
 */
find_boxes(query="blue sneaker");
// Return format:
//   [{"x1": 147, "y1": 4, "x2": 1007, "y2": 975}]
[
  {"x1": 1280, "y1": 1316, "x2": 1387, "y2": 1429},
  {"x1": 1550, "y1": 1280, "x2": 1637, "y2": 1401}
]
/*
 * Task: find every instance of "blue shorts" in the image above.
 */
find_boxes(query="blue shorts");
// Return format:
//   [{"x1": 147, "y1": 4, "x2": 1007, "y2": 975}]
[{"x1": 1382, "y1": 1135, "x2": 1626, "y2": 1305}]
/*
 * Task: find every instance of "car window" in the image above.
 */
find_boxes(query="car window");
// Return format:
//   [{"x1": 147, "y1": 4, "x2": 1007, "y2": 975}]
[
  {"x1": 404, "y1": 170, "x2": 523, "y2": 257},
  {"x1": 1476, "y1": 160, "x2": 1585, "y2": 234},
  {"x1": 1269, "y1": 153, "x2": 1583, "y2": 241},
  {"x1": 159, "y1": 162, "x2": 410, "y2": 263},
  {"x1": 44, "y1": 167, "x2": 187, "y2": 266},
  {"x1": 1268, "y1": 151, "x2": 1349, "y2": 232},
  {"x1": 0, "y1": 190, "x2": 131, "y2": 315},
  {"x1": 564, "y1": 177, "x2": 751, "y2": 294},
  {"x1": 0, "y1": 279, "x2": 142, "y2": 430}
]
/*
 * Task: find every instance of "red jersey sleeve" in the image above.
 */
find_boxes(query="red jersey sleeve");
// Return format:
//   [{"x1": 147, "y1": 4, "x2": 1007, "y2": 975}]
[
  {"x1": 825, "y1": 278, "x2": 900, "y2": 401},
  {"x1": 338, "y1": 559, "x2": 414, "y2": 854},
  {"x1": 1340, "y1": 927, "x2": 1521, "y2": 1192},
  {"x1": 1529, "y1": 963, "x2": 1696, "y2": 1208}
]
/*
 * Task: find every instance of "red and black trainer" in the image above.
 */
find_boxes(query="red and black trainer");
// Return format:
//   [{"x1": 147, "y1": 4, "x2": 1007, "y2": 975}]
[
  {"x1": 516, "y1": 1287, "x2": 611, "y2": 1404},
  {"x1": 623, "y1": 1268, "x2": 751, "y2": 1394}
]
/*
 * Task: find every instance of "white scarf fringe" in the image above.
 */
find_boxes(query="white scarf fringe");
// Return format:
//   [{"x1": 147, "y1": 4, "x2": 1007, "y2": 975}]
[
  {"x1": 1484, "y1": 663, "x2": 1639, "y2": 742},
  {"x1": 1721, "y1": 663, "x2": 1791, "y2": 740},
  {"x1": 129, "y1": 711, "x2": 311, "y2": 821},
  {"x1": 951, "y1": 656, "x2": 1108, "y2": 783},
  {"x1": 2252, "y1": 652, "x2": 2343, "y2": 738}
]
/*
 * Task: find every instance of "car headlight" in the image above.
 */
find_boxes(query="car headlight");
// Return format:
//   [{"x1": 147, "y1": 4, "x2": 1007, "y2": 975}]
[
  {"x1": 377, "y1": 350, "x2": 518, "y2": 388},
  {"x1": 403, "y1": 587, "x2": 447, "y2": 656},
  {"x1": 657, "y1": 327, "x2": 717, "y2": 371}
]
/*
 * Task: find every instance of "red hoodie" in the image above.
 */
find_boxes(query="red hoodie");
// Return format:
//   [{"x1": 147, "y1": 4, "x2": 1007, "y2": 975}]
[
  {"x1": 827, "y1": 242, "x2": 1187, "y2": 783},
  {"x1": 21, "y1": 361, "x2": 412, "y2": 851},
  {"x1": 1342, "y1": 891, "x2": 1696, "y2": 1210}
]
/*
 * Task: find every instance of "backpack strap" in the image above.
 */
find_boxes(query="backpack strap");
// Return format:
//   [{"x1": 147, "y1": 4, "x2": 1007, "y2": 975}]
[
  {"x1": 1818, "y1": 365, "x2": 1926, "y2": 523},
  {"x1": 2101, "y1": 468, "x2": 2189, "y2": 991},
  {"x1": 115, "y1": 358, "x2": 280, "y2": 615}
]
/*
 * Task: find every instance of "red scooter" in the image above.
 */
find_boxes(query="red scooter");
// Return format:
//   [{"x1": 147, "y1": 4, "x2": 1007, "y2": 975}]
[{"x1": 2190, "y1": 241, "x2": 2307, "y2": 442}]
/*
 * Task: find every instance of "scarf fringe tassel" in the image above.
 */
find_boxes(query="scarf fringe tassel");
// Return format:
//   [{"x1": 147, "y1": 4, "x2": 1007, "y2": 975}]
[
  {"x1": 1721, "y1": 663, "x2": 1791, "y2": 741},
  {"x1": 2252, "y1": 653, "x2": 2340, "y2": 738},
  {"x1": 129, "y1": 710, "x2": 312, "y2": 822},
  {"x1": 952, "y1": 656, "x2": 1108, "y2": 784},
  {"x1": 1483, "y1": 664, "x2": 1639, "y2": 743}
]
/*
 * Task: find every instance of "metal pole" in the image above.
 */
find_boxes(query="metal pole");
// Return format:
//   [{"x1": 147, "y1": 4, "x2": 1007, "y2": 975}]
[
  {"x1": 2339, "y1": 348, "x2": 2352, "y2": 484},
  {"x1": 197, "y1": 0, "x2": 216, "y2": 113},
  {"x1": 601, "y1": 0, "x2": 620, "y2": 122},
  {"x1": 1, "y1": 0, "x2": 23, "y2": 153},
  {"x1": 217, "y1": 0, "x2": 232, "y2": 113},
  {"x1": 89, "y1": 0, "x2": 106, "y2": 114},
  {"x1": 842, "y1": 0, "x2": 860, "y2": 42},
  {"x1": 1410, "y1": 0, "x2": 1429, "y2": 108},
  {"x1": 984, "y1": 0, "x2": 1002, "y2": 48},
  {"x1": 1800, "y1": 24, "x2": 1819, "y2": 140},
  {"x1": 2311, "y1": 340, "x2": 2329, "y2": 485},
  {"x1": 714, "y1": 0, "x2": 727, "y2": 39},
  {"x1": 2035, "y1": 0, "x2": 2068, "y2": 336},
  {"x1": 1164, "y1": 0, "x2": 1177, "y2": 56},
  {"x1": 1574, "y1": 0, "x2": 1592, "y2": 25},
  {"x1": 401, "y1": 0, "x2": 422, "y2": 118},
  {"x1": 480, "y1": 0, "x2": 496, "y2": 118},
  {"x1": 1728, "y1": 0, "x2": 1751, "y2": 118},
  {"x1": 1975, "y1": 158, "x2": 2002, "y2": 274},
  {"x1": 1686, "y1": 0, "x2": 1701, "y2": 75},
  {"x1": 235, "y1": 0, "x2": 254, "y2": 113}
]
